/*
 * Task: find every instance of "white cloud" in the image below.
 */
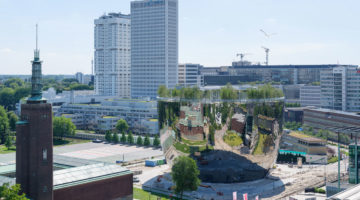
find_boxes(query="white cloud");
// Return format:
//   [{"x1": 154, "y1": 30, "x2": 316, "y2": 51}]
[
  {"x1": 265, "y1": 18, "x2": 277, "y2": 24},
  {"x1": 0, "y1": 48, "x2": 14, "y2": 53}
]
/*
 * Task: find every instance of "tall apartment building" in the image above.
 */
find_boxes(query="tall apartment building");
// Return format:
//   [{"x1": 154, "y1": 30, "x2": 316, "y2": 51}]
[
  {"x1": 178, "y1": 64, "x2": 203, "y2": 87},
  {"x1": 131, "y1": 0, "x2": 178, "y2": 99},
  {"x1": 94, "y1": 13, "x2": 131, "y2": 97},
  {"x1": 75, "y1": 72, "x2": 84, "y2": 84},
  {"x1": 320, "y1": 66, "x2": 360, "y2": 112},
  {"x1": 300, "y1": 85, "x2": 321, "y2": 107}
]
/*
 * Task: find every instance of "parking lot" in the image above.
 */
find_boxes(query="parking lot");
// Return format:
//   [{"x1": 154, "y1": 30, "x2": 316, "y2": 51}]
[{"x1": 0, "y1": 142, "x2": 164, "y2": 165}]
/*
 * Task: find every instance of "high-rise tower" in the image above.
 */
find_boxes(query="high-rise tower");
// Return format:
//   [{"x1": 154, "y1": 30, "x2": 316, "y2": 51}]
[
  {"x1": 131, "y1": 0, "x2": 178, "y2": 99},
  {"x1": 16, "y1": 24, "x2": 53, "y2": 200},
  {"x1": 94, "y1": 13, "x2": 131, "y2": 97}
]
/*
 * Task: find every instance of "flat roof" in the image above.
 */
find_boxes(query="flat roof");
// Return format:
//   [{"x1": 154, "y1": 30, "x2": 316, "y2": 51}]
[
  {"x1": 288, "y1": 131, "x2": 325, "y2": 143},
  {"x1": 53, "y1": 163, "x2": 132, "y2": 189},
  {"x1": 305, "y1": 108, "x2": 360, "y2": 118},
  {"x1": 328, "y1": 183, "x2": 360, "y2": 200}
]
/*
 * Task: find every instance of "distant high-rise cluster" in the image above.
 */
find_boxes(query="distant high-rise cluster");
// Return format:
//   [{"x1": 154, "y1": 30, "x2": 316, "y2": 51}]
[
  {"x1": 94, "y1": 13, "x2": 131, "y2": 97},
  {"x1": 94, "y1": 0, "x2": 178, "y2": 99}
]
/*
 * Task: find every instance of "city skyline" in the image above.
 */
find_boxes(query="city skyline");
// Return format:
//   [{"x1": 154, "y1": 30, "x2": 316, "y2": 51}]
[{"x1": 1, "y1": 0, "x2": 360, "y2": 74}]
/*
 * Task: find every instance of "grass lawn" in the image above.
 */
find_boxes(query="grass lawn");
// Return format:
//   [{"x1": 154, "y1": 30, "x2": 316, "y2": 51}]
[
  {"x1": 75, "y1": 129, "x2": 95, "y2": 134},
  {"x1": 223, "y1": 131, "x2": 243, "y2": 147},
  {"x1": 328, "y1": 156, "x2": 338, "y2": 164},
  {"x1": 134, "y1": 187, "x2": 181, "y2": 200},
  {"x1": 174, "y1": 142, "x2": 190, "y2": 154},
  {"x1": 253, "y1": 133, "x2": 267, "y2": 155},
  {"x1": 181, "y1": 138, "x2": 207, "y2": 146},
  {"x1": 0, "y1": 145, "x2": 16, "y2": 154},
  {"x1": 53, "y1": 138, "x2": 91, "y2": 146}
]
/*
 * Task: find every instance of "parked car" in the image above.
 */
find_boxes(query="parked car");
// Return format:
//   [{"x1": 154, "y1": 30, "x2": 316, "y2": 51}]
[{"x1": 92, "y1": 139, "x2": 102, "y2": 143}]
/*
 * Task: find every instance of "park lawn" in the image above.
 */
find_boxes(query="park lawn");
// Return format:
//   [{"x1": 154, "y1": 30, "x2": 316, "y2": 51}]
[
  {"x1": 174, "y1": 142, "x2": 190, "y2": 154},
  {"x1": 53, "y1": 138, "x2": 91, "y2": 147},
  {"x1": 223, "y1": 131, "x2": 243, "y2": 147},
  {"x1": 134, "y1": 187, "x2": 178, "y2": 200},
  {"x1": 0, "y1": 145, "x2": 16, "y2": 154},
  {"x1": 75, "y1": 129, "x2": 95, "y2": 134},
  {"x1": 181, "y1": 138, "x2": 207, "y2": 146},
  {"x1": 253, "y1": 133, "x2": 267, "y2": 155}
]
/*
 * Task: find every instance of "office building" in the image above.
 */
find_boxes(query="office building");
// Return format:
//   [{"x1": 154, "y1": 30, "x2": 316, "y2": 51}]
[
  {"x1": 280, "y1": 131, "x2": 327, "y2": 163},
  {"x1": 131, "y1": 0, "x2": 178, "y2": 98},
  {"x1": 200, "y1": 64, "x2": 358, "y2": 86},
  {"x1": 94, "y1": 13, "x2": 131, "y2": 97},
  {"x1": 303, "y1": 108, "x2": 360, "y2": 132},
  {"x1": 300, "y1": 85, "x2": 321, "y2": 107},
  {"x1": 178, "y1": 64, "x2": 203, "y2": 87},
  {"x1": 321, "y1": 66, "x2": 360, "y2": 112}
]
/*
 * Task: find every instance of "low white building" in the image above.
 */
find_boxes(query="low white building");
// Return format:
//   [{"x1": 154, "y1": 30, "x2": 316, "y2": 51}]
[{"x1": 58, "y1": 98, "x2": 159, "y2": 135}]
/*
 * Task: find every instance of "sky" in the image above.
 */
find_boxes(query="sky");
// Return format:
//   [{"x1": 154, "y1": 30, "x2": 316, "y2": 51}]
[{"x1": 0, "y1": 0, "x2": 360, "y2": 74}]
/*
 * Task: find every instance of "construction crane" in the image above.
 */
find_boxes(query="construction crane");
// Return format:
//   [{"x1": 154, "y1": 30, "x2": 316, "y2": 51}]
[
  {"x1": 236, "y1": 53, "x2": 251, "y2": 62},
  {"x1": 262, "y1": 46, "x2": 270, "y2": 66},
  {"x1": 260, "y1": 29, "x2": 277, "y2": 38}
]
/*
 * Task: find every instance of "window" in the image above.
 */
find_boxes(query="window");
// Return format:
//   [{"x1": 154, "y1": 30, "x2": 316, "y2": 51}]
[{"x1": 42, "y1": 148, "x2": 47, "y2": 161}]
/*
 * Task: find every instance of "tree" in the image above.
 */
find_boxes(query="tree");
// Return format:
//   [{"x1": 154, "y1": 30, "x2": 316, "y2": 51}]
[
  {"x1": 0, "y1": 88, "x2": 15, "y2": 110},
  {"x1": 171, "y1": 156, "x2": 200, "y2": 199},
  {"x1": 0, "y1": 183, "x2": 28, "y2": 200},
  {"x1": 153, "y1": 135, "x2": 160, "y2": 147},
  {"x1": 112, "y1": 132, "x2": 119, "y2": 143},
  {"x1": 115, "y1": 119, "x2": 129, "y2": 133},
  {"x1": 4, "y1": 78, "x2": 24, "y2": 89},
  {"x1": 209, "y1": 125, "x2": 215, "y2": 145},
  {"x1": 136, "y1": 135, "x2": 143, "y2": 145},
  {"x1": 53, "y1": 117, "x2": 76, "y2": 140},
  {"x1": 4, "y1": 136, "x2": 12, "y2": 150},
  {"x1": 127, "y1": 132, "x2": 134, "y2": 144},
  {"x1": 105, "y1": 131, "x2": 112, "y2": 142},
  {"x1": 220, "y1": 83, "x2": 238, "y2": 100},
  {"x1": 157, "y1": 85, "x2": 169, "y2": 97},
  {"x1": 120, "y1": 132, "x2": 126, "y2": 143},
  {"x1": 0, "y1": 106, "x2": 9, "y2": 144},
  {"x1": 144, "y1": 134, "x2": 151, "y2": 146},
  {"x1": 7, "y1": 112, "x2": 18, "y2": 131}
]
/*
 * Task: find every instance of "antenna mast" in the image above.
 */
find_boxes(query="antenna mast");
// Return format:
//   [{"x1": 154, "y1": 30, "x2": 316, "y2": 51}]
[{"x1": 36, "y1": 24, "x2": 38, "y2": 50}]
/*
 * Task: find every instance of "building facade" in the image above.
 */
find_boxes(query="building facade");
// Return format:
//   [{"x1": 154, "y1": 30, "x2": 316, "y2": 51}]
[
  {"x1": 131, "y1": 0, "x2": 178, "y2": 98},
  {"x1": 94, "y1": 13, "x2": 131, "y2": 97},
  {"x1": 321, "y1": 66, "x2": 360, "y2": 112},
  {"x1": 303, "y1": 108, "x2": 360, "y2": 132},
  {"x1": 300, "y1": 85, "x2": 321, "y2": 107},
  {"x1": 178, "y1": 64, "x2": 203, "y2": 87},
  {"x1": 75, "y1": 72, "x2": 84, "y2": 84},
  {"x1": 58, "y1": 99, "x2": 159, "y2": 135},
  {"x1": 200, "y1": 64, "x2": 358, "y2": 86}
]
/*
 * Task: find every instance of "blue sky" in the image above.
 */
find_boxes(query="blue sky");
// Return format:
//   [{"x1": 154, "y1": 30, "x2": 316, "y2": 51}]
[{"x1": 0, "y1": 0, "x2": 359, "y2": 74}]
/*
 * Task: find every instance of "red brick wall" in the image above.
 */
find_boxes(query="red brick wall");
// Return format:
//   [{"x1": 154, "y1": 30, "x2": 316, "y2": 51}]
[
  {"x1": 17, "y1": 103, "x2": 53, "y2": 200},
  {"x1": 180, "y1": 111, "x2": 185, "y2": 119},
  {"x1": 231, "y1": 119, "x2": 245, "y2": 134},
  {"x1": 54, "y1": 174, "x2": 133, "y2": 200}
]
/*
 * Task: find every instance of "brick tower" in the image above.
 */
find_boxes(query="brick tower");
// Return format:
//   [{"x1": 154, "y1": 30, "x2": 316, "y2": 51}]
[{"x1": 16, "y1": 24, "x2": 53, "y2": 200}]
